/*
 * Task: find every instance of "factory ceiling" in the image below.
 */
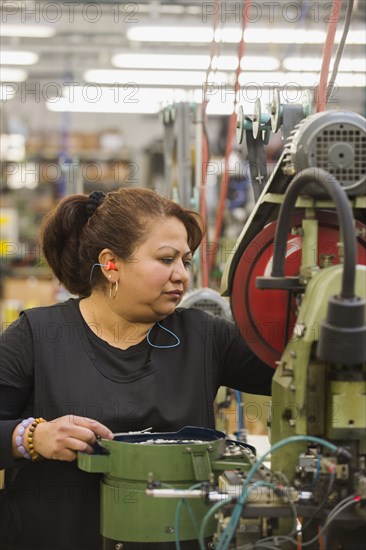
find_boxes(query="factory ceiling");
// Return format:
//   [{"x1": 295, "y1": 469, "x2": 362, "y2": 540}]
[{"x1": 1, "y1": 1, "x2": 365, "y2": 117}]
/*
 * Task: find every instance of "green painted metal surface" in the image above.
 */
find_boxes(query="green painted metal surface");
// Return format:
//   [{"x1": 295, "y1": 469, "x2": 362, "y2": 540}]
[
  {"x1": 78, "y1": 430, "x2": 252, "y2": 543},
  {"x1": 270, "y1": 265, "x2": 366, "y2": 482}
]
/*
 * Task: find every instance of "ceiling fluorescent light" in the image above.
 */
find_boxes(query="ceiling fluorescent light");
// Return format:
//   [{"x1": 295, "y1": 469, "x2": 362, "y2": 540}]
[
  {"x1": 47, "y1": 74, "x2": 365, "y2": 115},
  {"x1": 212, "y1": 56, "x2": 238, "y2": 71},
  {"x1": 206, "y1": 71, "x2": 234, "y2": 85},
  {"x1": 112, "y1": 54, "x2": 211, "y2": 70},
  {"x1": 48, "y1": 86, "x2": 191, "y2": 114},
  {"x1": 238, "y1": 71, "x2": 366, "y2": 88},
  {"x1": 47, "y1": 97, "x2": 160, "y2": 114},
  {"x1": 112, "y1": 53, "x2": 254, "y2": 72},
  {"x1": 241, "y1": 57, "x2": 280, "y2": 71},
  {"x1": 0, "y1": 51, "x2": 39, "y2": 65},
  {"x1": 245, "y1": 28, "x2": 365, "y2": 45},
  {"x1": 84, "y1": 69, "x2": 208, "y2": 86},
  {"x1": 128, "y1": 26, "x2": 325, "y2": 45},
  {"x1": 214, "y1": 28, "x2": 242, "y2": 43},
  {"x1": 82, "y1": 69, "x2": 365, "y2": 102},
  {"x1": 0, "y1": 68, "x2": 28, "y2": 82},
  {"x1": 238, "y1": 71, "x2": 318, "y2": 87},
  {"x1": 127, "y1": 26, "x2": 365, "y2": 46},
  {"x1": 63, "y1": 86, "x2": 192, "y2": 103},
  {"x1": 127, "y1": 26, "x2": 213, "y2": 43},
  {"x1": 48, "y1": 86, "x2": 235, "y2": 115},
  {"x1": 211, "y1": 56, "x2": 279, "y2": 71},
  {"x1": 47, "y1": 98, "x2": 236, "y2": 116},
  {"x1": 127, "y1": 25, "x2": 241, "y2": 44},
  {"x1": 283, "y1": 57, "x2": 366, "y2": 72},
  {"x1": 244, "y1": 28, "x2": 326, "y2": 44},
  {"x1": 332, "y1": 73, "x2": 366, "y2": 87},
  {"x1": 336, "y1": 30, "x2": 365, "y2": 44},
  {"x1": 1, "y1": 24, "x2": 55, "y2": 38}
]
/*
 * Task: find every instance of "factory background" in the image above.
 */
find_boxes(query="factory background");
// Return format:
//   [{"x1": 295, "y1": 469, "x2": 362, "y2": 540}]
[
  {"x1": 1, "y1": 1, "x2": 366, "y2": 548},
  {"x1": 1, "y1": 0, "x2": 365, "y2": 434},
  {"x1": 1, "y1": 0, "x2": 365, "y2": 315}
]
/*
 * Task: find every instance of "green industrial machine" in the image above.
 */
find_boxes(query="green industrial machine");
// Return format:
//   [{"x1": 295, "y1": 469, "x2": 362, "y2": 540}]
[
  {"x1": 254, "y1": 166, "x2": 366, "y2": 549},
  {"x1": 269, "y1": 263, "x2": 366, "y2": 479},
  {"x1": 78, "y1": 427, "x2": 259, "y2": 548},
  {"x1": 219, "y1": 103, "x2": 366, "y2": 549}
]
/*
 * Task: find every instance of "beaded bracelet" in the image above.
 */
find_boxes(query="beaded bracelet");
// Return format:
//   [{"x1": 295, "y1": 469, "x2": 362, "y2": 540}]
[
  {"x1": 16, "y1": 417, "x2": 35, "y2": 459},
  {"x1": 27, "y1": 417, "x2": 46, "y2": 461}
]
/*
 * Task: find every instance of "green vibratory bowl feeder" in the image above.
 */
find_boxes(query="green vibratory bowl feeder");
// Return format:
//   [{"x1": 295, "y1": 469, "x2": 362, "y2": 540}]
[{"x1": 77, "y1": 426, "x2": 254, "y2": 548}]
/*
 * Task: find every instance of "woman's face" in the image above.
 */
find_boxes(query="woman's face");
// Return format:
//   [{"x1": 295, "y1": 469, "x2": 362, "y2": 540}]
[{"x1": 116, "y1": 216, "x2": 193, "y2": 322}]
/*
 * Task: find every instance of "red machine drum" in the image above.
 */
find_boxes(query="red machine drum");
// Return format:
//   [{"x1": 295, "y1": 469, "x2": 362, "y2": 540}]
[{"x1": 231, "y1": 211, "x2": 366, "y2": 368}]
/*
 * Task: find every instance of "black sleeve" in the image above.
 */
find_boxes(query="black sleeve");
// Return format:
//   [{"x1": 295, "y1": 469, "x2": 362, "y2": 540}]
[
  {"x1": 0, "y1": 314, "x2": 34, "y2": 468},
  {"x1": 212, "y1": 316, "x2": 274, "y2": 395}
]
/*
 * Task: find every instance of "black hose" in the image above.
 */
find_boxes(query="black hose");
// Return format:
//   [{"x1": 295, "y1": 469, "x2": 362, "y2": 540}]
[{"x1": 271, "y1": 168, "x2": 356, "y2": 299}]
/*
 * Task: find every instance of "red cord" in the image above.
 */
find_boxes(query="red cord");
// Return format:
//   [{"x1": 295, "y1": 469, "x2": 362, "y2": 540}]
[
  {"x1": 318, "y1": 526, "x2": 325, "y2": 550},
  {"x1": 317, "y1": 0, "x2": 343, "y2": 112},
  {"x1": 209, "y1": 0, "x2": 252, "y2": 273}
]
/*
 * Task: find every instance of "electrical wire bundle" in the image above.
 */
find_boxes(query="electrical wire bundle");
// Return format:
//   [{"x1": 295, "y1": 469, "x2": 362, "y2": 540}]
[{"x1": 171, "y1": 435, "x2": 356, "y2": 549}]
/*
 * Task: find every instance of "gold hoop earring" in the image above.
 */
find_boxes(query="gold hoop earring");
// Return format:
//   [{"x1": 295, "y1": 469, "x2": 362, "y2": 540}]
[{"x1": 109, "y1": 280, "x2": 119, "y2": 300}]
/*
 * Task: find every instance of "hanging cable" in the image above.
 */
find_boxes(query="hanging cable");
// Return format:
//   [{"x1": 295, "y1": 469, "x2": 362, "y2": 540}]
[
  {"x1": 301, "y1": 463, "x2": 337, "y2": 536},
  {"x1": 317, "y1": 0, "x2": 343, "y2": 112},
  {"x1": 214, "y1": 435, "x2": 351, "y2": 550},
  {"x1": 200, "y1": 0, "x2": 221, "y2": 288},
  {"x1": 209, "y1": 0, "x2": 252, "y2": 274},
  {"x1": 326, "y1": 0, "x2": 355, "y2": 104}
]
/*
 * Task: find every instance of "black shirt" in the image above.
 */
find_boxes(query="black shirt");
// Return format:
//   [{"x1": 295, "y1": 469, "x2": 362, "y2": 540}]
[{"x1": 0, "y1": 299, "x2": 273, "y2": 549}]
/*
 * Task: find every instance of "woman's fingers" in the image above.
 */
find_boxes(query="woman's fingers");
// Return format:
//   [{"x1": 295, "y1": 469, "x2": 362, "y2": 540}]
[
  {"x1": 48, "y1": 439, "x2": 94, "y2": 461},
  {"x1": 31, "y1": 415, "x2": 113, "y2": 461},
  {"x1": 64, "y1": 437, "x2": 95, "y2": 455},
  {"x1": 56, "y1": 424, "x2": 97, "y2": 445},
  {"x1": 59, "y1": 415, "x2": 114, "y2": 440}
]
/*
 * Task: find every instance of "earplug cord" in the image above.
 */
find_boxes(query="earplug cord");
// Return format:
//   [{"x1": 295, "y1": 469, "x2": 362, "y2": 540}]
[
  {"x1": 147, "y1": 323, "x2": 180, "y2": 349},
  {"x1": 89, "y1": 261, "x2": 116, "y2": 284}
]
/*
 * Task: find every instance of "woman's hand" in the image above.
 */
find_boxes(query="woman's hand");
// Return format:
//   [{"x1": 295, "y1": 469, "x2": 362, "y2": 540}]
[{"x1": 24, "y1": 415, "x2": 114, "y2": 462}]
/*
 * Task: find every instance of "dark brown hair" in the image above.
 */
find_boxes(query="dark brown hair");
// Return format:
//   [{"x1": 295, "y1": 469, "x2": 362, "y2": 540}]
[{"x1": 40, "y1": 188, "x2": 206, "y2": 297}]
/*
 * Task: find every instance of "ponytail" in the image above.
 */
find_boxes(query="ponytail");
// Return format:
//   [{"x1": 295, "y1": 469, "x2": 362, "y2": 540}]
[{"x1": 40, "y1": 195, "x2": 91, "y2": 296}]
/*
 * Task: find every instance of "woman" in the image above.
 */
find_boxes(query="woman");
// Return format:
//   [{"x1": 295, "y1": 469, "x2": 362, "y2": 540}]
[{"x1": 0, "y1": 188, "x2": 274, "y2": 549}]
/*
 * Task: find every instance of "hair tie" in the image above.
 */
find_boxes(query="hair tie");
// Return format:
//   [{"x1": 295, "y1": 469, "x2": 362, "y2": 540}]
[{"x1": 86, "y1": 190, "x2": 106, "y2": 218}]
